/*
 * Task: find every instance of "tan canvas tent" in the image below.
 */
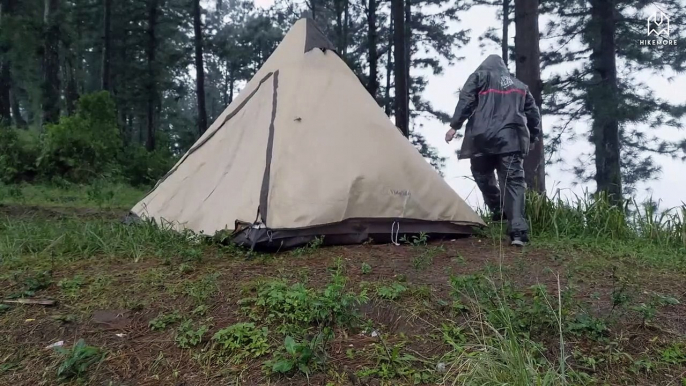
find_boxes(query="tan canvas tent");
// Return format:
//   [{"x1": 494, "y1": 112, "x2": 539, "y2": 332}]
[{"x1": 129, "y1": 17, "x2": 485, "y2": 249}]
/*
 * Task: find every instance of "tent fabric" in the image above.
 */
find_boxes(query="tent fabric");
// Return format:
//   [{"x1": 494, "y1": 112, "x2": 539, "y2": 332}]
[{"x1": 130, "y1": 17, "x2": 485, "y2": 249}]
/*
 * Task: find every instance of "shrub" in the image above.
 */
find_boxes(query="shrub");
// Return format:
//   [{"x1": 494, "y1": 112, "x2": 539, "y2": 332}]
[
  {"x1": 119, "y1": 145, "x2": 175, "y2": 187},
  {"x1": 0, "y1": 128, "x2": 41, "y2": 183},
  {"x1": 38, "y1": 91, "x2": 122, "y2": 183}
]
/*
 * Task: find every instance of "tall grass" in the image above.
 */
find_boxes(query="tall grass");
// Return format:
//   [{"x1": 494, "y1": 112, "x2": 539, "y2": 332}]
[
  {"x1": 526, "y1": 191, "x2": 684, "y2": 247},
  {"x1": 506, "y1": 191, "x2": 686, "y2": 268},
  {"x1": 0, "y1": 181, "x2": 146, "y2": 209},
  {"x1": 444, "y1": 275, "x2": 571, "y2": 386},
  {"x1": 0, "y1": 217, "x2": 208, "y2": 267}
]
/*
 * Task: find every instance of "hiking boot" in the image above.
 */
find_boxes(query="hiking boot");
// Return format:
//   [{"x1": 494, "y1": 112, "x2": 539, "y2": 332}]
[
  {"x1": 491, "y1": 211, "x2": 507, "y2": 222},
  {"x1": 510, "y1": 231, "x2": 529, "y2": 247}
]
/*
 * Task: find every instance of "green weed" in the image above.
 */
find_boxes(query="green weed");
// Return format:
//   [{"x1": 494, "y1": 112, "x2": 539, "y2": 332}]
[
  {"x1": 149, "y1": 311, "x2": 182, "y2": 331},
  {"x1": 290, "y1": 236, "x2": 325, "y2": 256},
  {"x1": 211, "y1": 322, "x2": 270, "y2": 363},
  {"x1": 266, "y1": 336, "x2": 321, "y2": 375},
  {"x1": 361, "y1": 262, "x2": 372, "y2": 275},
  {"x1": 182, "y1": 272, "x2": 219, "y2": 304},
  {"x1": 175, "y1": 319, "x2": 210, "y2": 349},
  {"x1": 54, "y1": 339, "x2": 105, "y2": 381},
  {"x1": 57, "y1": 275, "x2": 85, "y2": 298},
  {"x1": 376, "y1": 282, "x2": 408, "y2": 300}
]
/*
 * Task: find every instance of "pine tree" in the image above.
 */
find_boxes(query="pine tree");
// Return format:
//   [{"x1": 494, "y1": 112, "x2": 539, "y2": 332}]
[
  {"x1": 43, "y1": 0, "x2": 62, "y2": 125},
  {"x1": 193, "y1": 0, "x2": 208, "y2": 135},
  {"x1": 542, "y1": 0, "x2": 686, "y2": 200},
  {"x1": 514, "y1": 0, "x2": 544, "y2": 193}
]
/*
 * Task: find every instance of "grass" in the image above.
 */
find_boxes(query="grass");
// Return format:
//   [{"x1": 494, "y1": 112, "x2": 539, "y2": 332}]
[
  {"x1": 0, "y1": 181, "x2": 146, "y2": 209},
  {"x1": 1, "y1": 183, "x2": 686, "y2": 385}
]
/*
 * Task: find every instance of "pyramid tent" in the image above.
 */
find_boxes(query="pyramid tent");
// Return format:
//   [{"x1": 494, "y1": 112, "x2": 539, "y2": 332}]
[{"x1": 130, "y1": 17, "x2": 485, "y2": 249}]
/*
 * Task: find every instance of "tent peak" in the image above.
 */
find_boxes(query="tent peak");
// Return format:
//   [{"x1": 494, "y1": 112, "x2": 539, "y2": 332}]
[{"x1": 301, "y1": 17, "x2": 336, "y2": 53}]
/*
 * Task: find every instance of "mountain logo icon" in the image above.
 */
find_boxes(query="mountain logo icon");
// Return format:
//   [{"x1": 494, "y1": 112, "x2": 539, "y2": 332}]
[{"x1": 647, "y1": 11, "x2": 670, "y2": 37}]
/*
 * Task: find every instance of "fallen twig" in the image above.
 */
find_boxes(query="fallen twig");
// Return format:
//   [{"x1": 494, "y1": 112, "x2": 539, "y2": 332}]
[{"x1": 2, "y1": 298, "x2": 56, "y2": 306}]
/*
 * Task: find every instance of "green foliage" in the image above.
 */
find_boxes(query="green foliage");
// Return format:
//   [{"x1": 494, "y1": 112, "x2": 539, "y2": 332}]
[
  {"x1": 401, "y1": 232, "x2": 429, "y2": 247},
  {"x1": 240, "y1": 264, "x2": 368, "y2": 332},
  {"x1": 376, "y1": 282, "x2": 408, "y2": 300},
  {"x1": 449, "y1": 274, "x2": 607, "y2": 340},
  {"x1": 290, "y1": 236, "x2": 325, "y2": 256},
  {"x1": 57, "y1": 275, "x2": 85, "y2": 298},
  {"x1": 630, "y1": 292, "x2": 680, "y2": 326},
  {"x1": 0, "y1": 128, "x2": 41, "y2": 183},
  {"x1": 361, "y1": 262, "x2": 372, "y2": 275},
  {"x1": 0, "y1": 181, "x2": 145, "y2": 209},
  {"x1": 211, "y1": 322, "x2": 270, "y2": 362},
  {"x1": 266, "y1": 336, "x2": 318, "y2": 375},
  {"x1": 175, "y1": 319, "x2": 209, "y2": 349},
  {"x1": 149, "y1": 311, "x2": 183, "y2": 331},
  {"x1": 358, "y1": 339, "x2": 434, "y2": 384},
  {"x1": 54, "y1": 339, "x2": 105, "y2": 381},
  {"x1": 524, "y1": 192, "x2": 686, "y2": 268},
  {"x1": 38, "y1": 92, "x2": 122, "y2": 183},
  {"x1": 183, "y1": 273, "x2": 219, "y2": 304},
  {"x1": 119, "y1": 145, "x2": 175, "y2": 187},
  {"x1": 1, "y1": 92, "x2": 176, "y2": 187},
  {"x1": 661, "y1": 343, "x2": 686, "y2": 365}
]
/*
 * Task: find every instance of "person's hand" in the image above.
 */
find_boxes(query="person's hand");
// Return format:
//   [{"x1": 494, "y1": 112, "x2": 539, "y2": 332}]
[
  {"x1": 529, "y1": 137, "x2": 539, "y2": 150},
  {"x1": 445, "y1": 128, "x2": 457, "y2": 143}
]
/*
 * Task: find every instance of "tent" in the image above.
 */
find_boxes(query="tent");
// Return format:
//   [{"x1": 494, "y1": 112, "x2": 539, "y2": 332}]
[{"x1": 129, "y1": 17, "x2": 485, "y2": 249}]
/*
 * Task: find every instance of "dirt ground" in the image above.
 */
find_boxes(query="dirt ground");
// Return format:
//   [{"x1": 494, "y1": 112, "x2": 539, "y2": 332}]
[{"x1": 1, "y1": 205, "x2": 685, "y2": 385}]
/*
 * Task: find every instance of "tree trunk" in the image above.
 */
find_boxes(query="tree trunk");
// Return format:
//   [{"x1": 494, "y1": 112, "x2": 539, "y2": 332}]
[
  {"x1": 102, "y1": 0, "x2": 112, "y2": 91},
  {"x1": 384, "y1": 17, "x2": 393, "y2": 116},
  {"x1": 366, "y1": 0, "x2": 379, "y2": 100},
  {"x1": 43, "y1": 0, "x2": 61, "y2": 125},
  {"x1": 228, "y1": 65, "x2": 234, "y2": 104},
  {"x1": 193, "y1": 0, "x2": 208, "y2": 136},
  {"x1": 146, "y1": 0, "x2": 159, "y2": 151},
  {"x1": 310, "y1": 0, "x2": 316, "y2": 20},
  {"x1": 343, "y1": 0, "x2": 349, "y2": 56},
  {"x1": 10, "y1": 81, "x2": 27, "y2": 128},
  {"x1": 589, "y1": 0, "x2": 621, "y2": 203},
  {"x1": 392, "y1": 0, "x2": 408, "y2": 137},
  {"x1": 0, "y1": 0, "x2": 13, "y2": 125},
  {"x1": 334, "y1": 0, "x2": 344, "y2": 53},
  {"x1": 404, "y1": 0, "x2": 411, "y2": 126},
  {"x1": 0, "y1": 65, "x2": 10, "y2": 126},
  {"x1": 138, "y1": 115, "x2": 145, "y2": 145},
  {"x1": 502, "y1": 0, "x2": 509, "y2": 66},
  {"x1": 65, "y1": 57, "x2": 79, "y2": 115},
  {"x1": 514, "y1": 0, "x2": 545, "y2": 193}
]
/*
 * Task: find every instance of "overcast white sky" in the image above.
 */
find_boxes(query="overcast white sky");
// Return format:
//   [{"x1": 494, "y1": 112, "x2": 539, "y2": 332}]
[{"x1": 250, "y1": 0, "x2": 685, "y2": 211}]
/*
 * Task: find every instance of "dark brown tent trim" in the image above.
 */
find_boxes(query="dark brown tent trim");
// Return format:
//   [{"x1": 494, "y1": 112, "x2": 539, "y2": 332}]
[
  {"x1": 258, "y1": 70, "x2": 280, "y2": 224},
  {"x1": 137, "y1": 71, "x2": 276, "y2": 202},
  {"x1": 230, "y1": 218, "x2": 480, "y2": 251},
  {"x1": 303, "y1": 17, "x2": 336, "y2": 53}
]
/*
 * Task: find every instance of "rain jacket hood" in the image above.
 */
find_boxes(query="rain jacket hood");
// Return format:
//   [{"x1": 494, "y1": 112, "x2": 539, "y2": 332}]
[
  {"x1": 476, "y1": 54, "x2": 508, "y2": 72},
  {"x1": 449, "y1": 54, "x2": 541, "y2": 159}
]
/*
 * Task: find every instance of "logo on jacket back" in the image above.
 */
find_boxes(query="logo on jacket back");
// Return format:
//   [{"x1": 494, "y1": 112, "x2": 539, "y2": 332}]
[
  {"x1": 648, "y1": 11, "x2": 669, "y2": 36},
  {"x1": 500, "y1": 76, "x2": 514, "y2": 88},
  {"x1": 640, "y1": 10, "x2": 677, "y2": 46}
]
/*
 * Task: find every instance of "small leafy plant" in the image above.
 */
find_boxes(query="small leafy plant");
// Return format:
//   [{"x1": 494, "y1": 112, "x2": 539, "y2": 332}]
[
  {"x1": 175, "y1": 319, "x2": 209, "y2": 349},
  {"x1": 149, "y1": 311, "x2": 182, "y2": 331},
  {"x1": 55, "y1": 339, "x2": 105, "y2": 381},
  {"x1": 376, "y1": 283, "x2": 408, "y2": 300},
  {"x1": 290, "y1": 236, "x2": 325, "y2": 256},
  {"x1": 211, "y1": 322, "x2": 270, "y2": 363},
  {"x1": 267, "y1": 336, "x2": 316, "y2": 375},
  {"x1": 361, "y1": 262, "x2": 372, "y2": 275}
]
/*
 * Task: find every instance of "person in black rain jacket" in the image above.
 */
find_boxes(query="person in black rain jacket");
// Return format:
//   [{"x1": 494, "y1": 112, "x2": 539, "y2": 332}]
[{"x1": 445, "y1": 54, "x2": 541, "y2": 246}]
